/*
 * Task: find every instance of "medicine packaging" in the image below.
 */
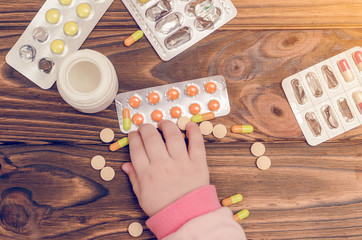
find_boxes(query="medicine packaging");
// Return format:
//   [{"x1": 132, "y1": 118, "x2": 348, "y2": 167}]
[
  {"x1": 115, "y1": 75, "x2": 230, "y2": 133},
  {"x1": 6, "y1": 0, "x2": 114, "y2": 89},
  {"x1": 121, "y1": 0, "x2": 237, "y2": 61},
  {"x1": 282, "y1": 46, "x2": 362, "y2": 146}
]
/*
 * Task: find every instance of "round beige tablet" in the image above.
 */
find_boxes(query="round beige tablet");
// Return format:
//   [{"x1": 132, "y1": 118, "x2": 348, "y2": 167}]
[
  {"x1": 177, "y1": 116, "x2": 190, "y2": 130},
  {"x1": 256, "y1": 156, "x2": 271, "y2": 170},
  {"x1": 91, "y1": 155, "x2": 106, "y2": 170},
  {"x1": 251, "y1": 142, "x2": 265, "y2": 157},
  {"x1": 213, "y1": 124, "x2": 227, "y2": 139},
  {"x1": 199, "y1": 121, "x2": 213, "y2": 135},
  {"x1": 100, "y1": 166, "x2": 115, "y2": 181},
  {"x1": 128, "y1": 222, "x2": 143, "y2": 237},
  {"x1": 100, "y1": 128, "x2": 114, "y2": 143}
]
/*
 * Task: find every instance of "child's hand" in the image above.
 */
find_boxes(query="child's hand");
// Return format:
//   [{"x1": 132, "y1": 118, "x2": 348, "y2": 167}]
[{"x1": 122, "y1": 120, "x2": 210, "y2": 217}]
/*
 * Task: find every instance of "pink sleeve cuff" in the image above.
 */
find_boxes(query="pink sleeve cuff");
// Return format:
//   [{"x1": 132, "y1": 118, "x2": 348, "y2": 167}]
[{"x1": 146, "y1": 185, "x2": 221, "y2": 239}]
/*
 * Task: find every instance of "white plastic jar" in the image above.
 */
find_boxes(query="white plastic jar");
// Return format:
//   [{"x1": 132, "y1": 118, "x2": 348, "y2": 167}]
[{"x1": 57, "y1": 49, "x2": 118, "y2": 113}]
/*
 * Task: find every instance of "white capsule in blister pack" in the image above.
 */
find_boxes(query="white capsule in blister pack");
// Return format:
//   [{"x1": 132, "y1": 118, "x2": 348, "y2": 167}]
[
  {"x1": 115, "y1": 75, "x2": 230, "y2": 133},
  {"x1": 6, "y1": 0, "x2": 114, "y2": 89},
  {"x1": 282, "y1": 46, "x2": 362, "y2": 146},
  {"x1": 122, "y1": 0, "x2": 237, "y2": 61}
]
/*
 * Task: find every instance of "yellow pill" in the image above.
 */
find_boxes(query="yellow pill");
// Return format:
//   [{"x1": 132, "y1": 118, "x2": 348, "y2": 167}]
[
  {"x1": 138, "y1": 0, "x2": 150, "y2": 3},
  {"x1": 231, "y1": 125, "x2": 254, "y2": 134},
  {"x1": 233, "y1": 209, "x2": 249, "y2": 222},
  {"x1": 222, "y1": 194, "x2": 243, "y2": 206},
  {"x1": 59, "y1": 0, "x2": 72, "y2": 6},
  {"x1": 77, "y1": 3, "x2": 91, "y2": 18},
  {"x1": 50, "y1": 39, "x2": 65, "y2": 54},
  {"x1": 123, "y1": 108, "x2": 131, "y2": 130},
  {"x1": 124, "y1": 30, "x2": 144, "y2": 47},
  {"x1": 46, "y1": 9, "x2": 60, "y2": 24},
  {"x1": 64, "y1": 21, "x2": 78, "y2": 36},
  {"x1": 109, "y1": 137, "x2": 129, "y2": 152}
]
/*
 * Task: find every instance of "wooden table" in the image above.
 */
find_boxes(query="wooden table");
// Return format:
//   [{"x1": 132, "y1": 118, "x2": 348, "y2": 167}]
[{"x1": 1, "y1": 0, "x2": 362, "y2": 239}]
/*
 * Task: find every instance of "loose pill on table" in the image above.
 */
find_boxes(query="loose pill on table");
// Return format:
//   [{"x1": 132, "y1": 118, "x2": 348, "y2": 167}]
[
  {"x1": 128, "y1": 222, "x2": 143, "y2": 237},
  {"x1": 338, "y1": 59, "x2": 354, "y2": 83},
  {"x1": 221, "y1": 193, "x2": 243, "y2": 206},
  {"x1": 151, "y1": 110, "x2": 163, "y2": 122},
  {"x1": 132, "y1": 113, "x2": 144, "y2": 125},
  {"x1": 199, "y1": 121, "x2": 213, "y2": 135},
  {"x1": 100, "y1": 166, "x2": 115, "y2": 181},
  {"x1": 191, "y1": 112, "x2": 215, "y2": 123},
  {"x1": 204, "y1": 81, "x2": 217, "y2": 94},
  {"x1": 233, "y1": 209, "x2": 249, "y2": 222},
  {"x1": 46, "y1": 9, "x2": 60, "y2": 24},
  {"x1": 59, "y1": 0, "x2": 72, "y2": 5},
  {"x1": 123, "y1": 108, "x2": 131, "y2": 130},
  {"x1": 77, "y1": 3, "x2": 91, "y2": 18},
  {"x1": 124, "y1": 30, "x2": 144, "y2": 47},
  {"x1": 100, "y1": 128, "x2": 114, "y2": 143},
  {"x1": 170, "y1": 106, "x2": 182, "y2": 118},
  {"x1": 256, "y1": 156, "x2": 271, "y2": 170},
  {"x1": 148, "y1": 92, "x2": 160, "y2": 105},
  {"x1": 177, "y1": 116, "x2": 190, "y2": 130},
  {"x1": 189, "y1": 103, "x2": 201, "y2": 115},
  {"x1": 353, "y1": 51, "x2": 362, "y2": 72},
  {"x1": 129, "y1": 96, "x2": 141, "y2": 108},
  {"x1": 186, "y1": 85, "x2": 198, "y2": 97},
  {"x1": 208, "y1": 99, "x2": 220, "y2": 111},
  {"x1": 231, "y1": 125, "x2": 254, "y2": 134},
  {"x1": 91, "y1": 155, "x2": 106, "y2": 170},
  {"x1": 352, "y1": 90, "x2": 362, "y2": 112},
  {"x1": 51, "y1": 39, "x2": 65, "y2": 54},
  {"x1": 64, "y1": 21, "x2": 78, "y2": 36},
  {"x1": 250, "y1": 142, "x2": 265, "y2": 157},
  {"x1": 167, "y1": 88, "x2": 180, "y2": 101},
  {"x1": 213, "y1": 124, "x2": 227, "y2": 139},
  {"x1": 109, "y1": 137, "x2": 129, "y2": 151}
]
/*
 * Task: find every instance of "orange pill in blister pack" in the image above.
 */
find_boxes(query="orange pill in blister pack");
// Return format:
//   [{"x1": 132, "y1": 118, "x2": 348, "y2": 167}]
[
  {"x1": 337, "y1": 59, "x2": 354, "y2": 83},
  {"x1": 170, "y1": 106, "x2": 182, "y2": 118},
  {"x1": 151, "y1": 110, "x2": 163, "y2": 122},
  {"x1": 129, "y1": 96, "x2": 141, "y2": 108},
  {"x1": 132, "y1": 113, "x2": 144, "y2": 125},
  {"x1": 204, "y1": 81, "x2": 217, "y2": 94},
  {"x1": 208, "y1": 99, "x2": 220, "y2": 111},
  {"x1": 186, "y1": 85, "x2": 198, "y2": 97},
  {"x1": 167, "y1": 88, "x2": 180, "y2": 101},
  {"x1": 189, "y1": 103, "x2": 201, "y2": 115},
  {"x1": 353, "y1": 51, "x2": 362, "y2": 72},
  {"x1": 148, "y1": 92, "x2": 160, "y2": 104}
]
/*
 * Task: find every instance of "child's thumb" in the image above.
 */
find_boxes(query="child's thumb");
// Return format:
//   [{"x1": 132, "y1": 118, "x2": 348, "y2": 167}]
[{"x1": 122, "y1": 162, "x2": 140, "y2": 195}]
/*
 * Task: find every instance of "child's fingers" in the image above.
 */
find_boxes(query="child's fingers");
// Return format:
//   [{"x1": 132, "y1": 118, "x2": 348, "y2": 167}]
[
  {"x1": 122, "y1": 162, "x2": 140, "y2": 197},
  {"x1": 185, "y1": 122, "x2": 206, "y2": 162},
  {"x1": 138, "y1": 123, "x2": 169, "y2": 163},
  {"x1": 128, "y1": 130, "x2": 149, "y2": 173},
  {"x1": 158, "y1": 120, "x2": 188, "y2": 161}
]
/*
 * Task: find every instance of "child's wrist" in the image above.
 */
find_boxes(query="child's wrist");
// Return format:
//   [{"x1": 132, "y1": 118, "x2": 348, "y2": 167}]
[{"x1": 146, "y1": 185, "x2": 221, "y2": 239}]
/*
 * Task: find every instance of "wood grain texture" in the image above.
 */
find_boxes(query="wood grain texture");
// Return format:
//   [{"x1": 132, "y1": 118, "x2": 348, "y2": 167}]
[{"x1": 1, "y1": 0, "x2": 362, "y2": 239}]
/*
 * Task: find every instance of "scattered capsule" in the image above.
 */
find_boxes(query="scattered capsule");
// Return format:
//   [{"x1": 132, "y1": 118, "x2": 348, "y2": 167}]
[
  {"x1": 189, "y1": 103, "x2": 201, "y2": 115},
  {"x1": 186, "y1": 85, "x2": 198, "y2": 97},
  {"x1": 353, "y1": 51, "x2": 362, "y2": 72},
  {"x1": 338, "y1": 59, "x2": 354, "y2": 83},
  {"x1": 191, "y1": 112, "x2": 215, "y2": 123},
  {"x1": 231, "y1": 125, "x2": 254, "y2": 134},
  {"x1": 352, "y1": 90, "x2": 362, "y2": 112},
  {"x1": 64, "y1": 21, "x2": 78, "y2": 36},
  {"x1": 167, "y1": 88, "x2": 180, "y2": 101},
  {"x1": 109, "y1": 137, "x2": 128, "y2": 152},
  {"x1": 151, "y1": 110, "x2": 163, "y2": 122},
  {"x1": 222, "y1": 194, "x2": 243, "y2": 206},
  {"x1": 50, "y1": 39, "x2": 65, "y2": 54},
  {"x1": 46, "y1": 9, "x2": 60, "y2": 24},
  {"x1": 123, "y1": 108, "x2": 131, "y2": 130},
  {"x1": 204, "y1": 81, "x2": 217, "y2": 93},
  {"x1": 124, "y1": 30, "x2": 144, "y2": 47},
  {"x1": 129, "y1": 96, "x2": 141, "y2": 108},
  {"x1": 132, "y1": 113, "x2": 144, "y2": 125},
  {"x1": 208, "y1": 99, "x2": 220, "y2": 111},
  {"x1": 148, "y1": 92, "x2": 160, "y2": 105},
  {"x1": 170, "y1": 106, "x2": 182, "y2": 118},
  {"x1": 77, "y1": 3, "x2": 91, "y2": 18},
  {"x1": 233, "y1": 209, "x2": 249, "y2": 222}
]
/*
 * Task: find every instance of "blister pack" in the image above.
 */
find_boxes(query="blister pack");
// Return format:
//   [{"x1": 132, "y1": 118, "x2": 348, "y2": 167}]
[
  {"x1": 282, "y1": 46, "x2": 362, "y2": 146},
  {"x1": 6, "y1": 0, "x2": 114, "y2": 89},
  {"x1": 115, "y1": 75, "x2": 230, "y2": 133},
  {"x1": 121, "y1": 0, "x2": 237, "y2": 61}
]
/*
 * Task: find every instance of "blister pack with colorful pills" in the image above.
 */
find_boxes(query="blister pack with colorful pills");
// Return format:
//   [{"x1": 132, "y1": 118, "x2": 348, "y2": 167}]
[
  {"x1": 115, "y1": 75, "x2": 230, "y2": 133},
  {"x1": 6, "y1": 0, "x2": 114, "y2": 89},
  {"x1": 121, "y1": 0, "x2": 237, "y2": 61},
  {"x1": 282, "y1": 46, "x2": 362, "y2": 146}
]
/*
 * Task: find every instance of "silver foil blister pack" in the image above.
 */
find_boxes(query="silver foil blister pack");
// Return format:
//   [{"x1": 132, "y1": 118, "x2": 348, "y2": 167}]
[
  {"x1": 6, "y1": 0, "x2": 114, "y2": 89},
  {"x1": 115, "y1": 75, "x2": 230, "y2": 133},
  {"x1": 282, "y1": 46, "x2": 362, "y2": 146},
  {"x1": 121, "y1": 0, "x2": 237, "y2": 61}
]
